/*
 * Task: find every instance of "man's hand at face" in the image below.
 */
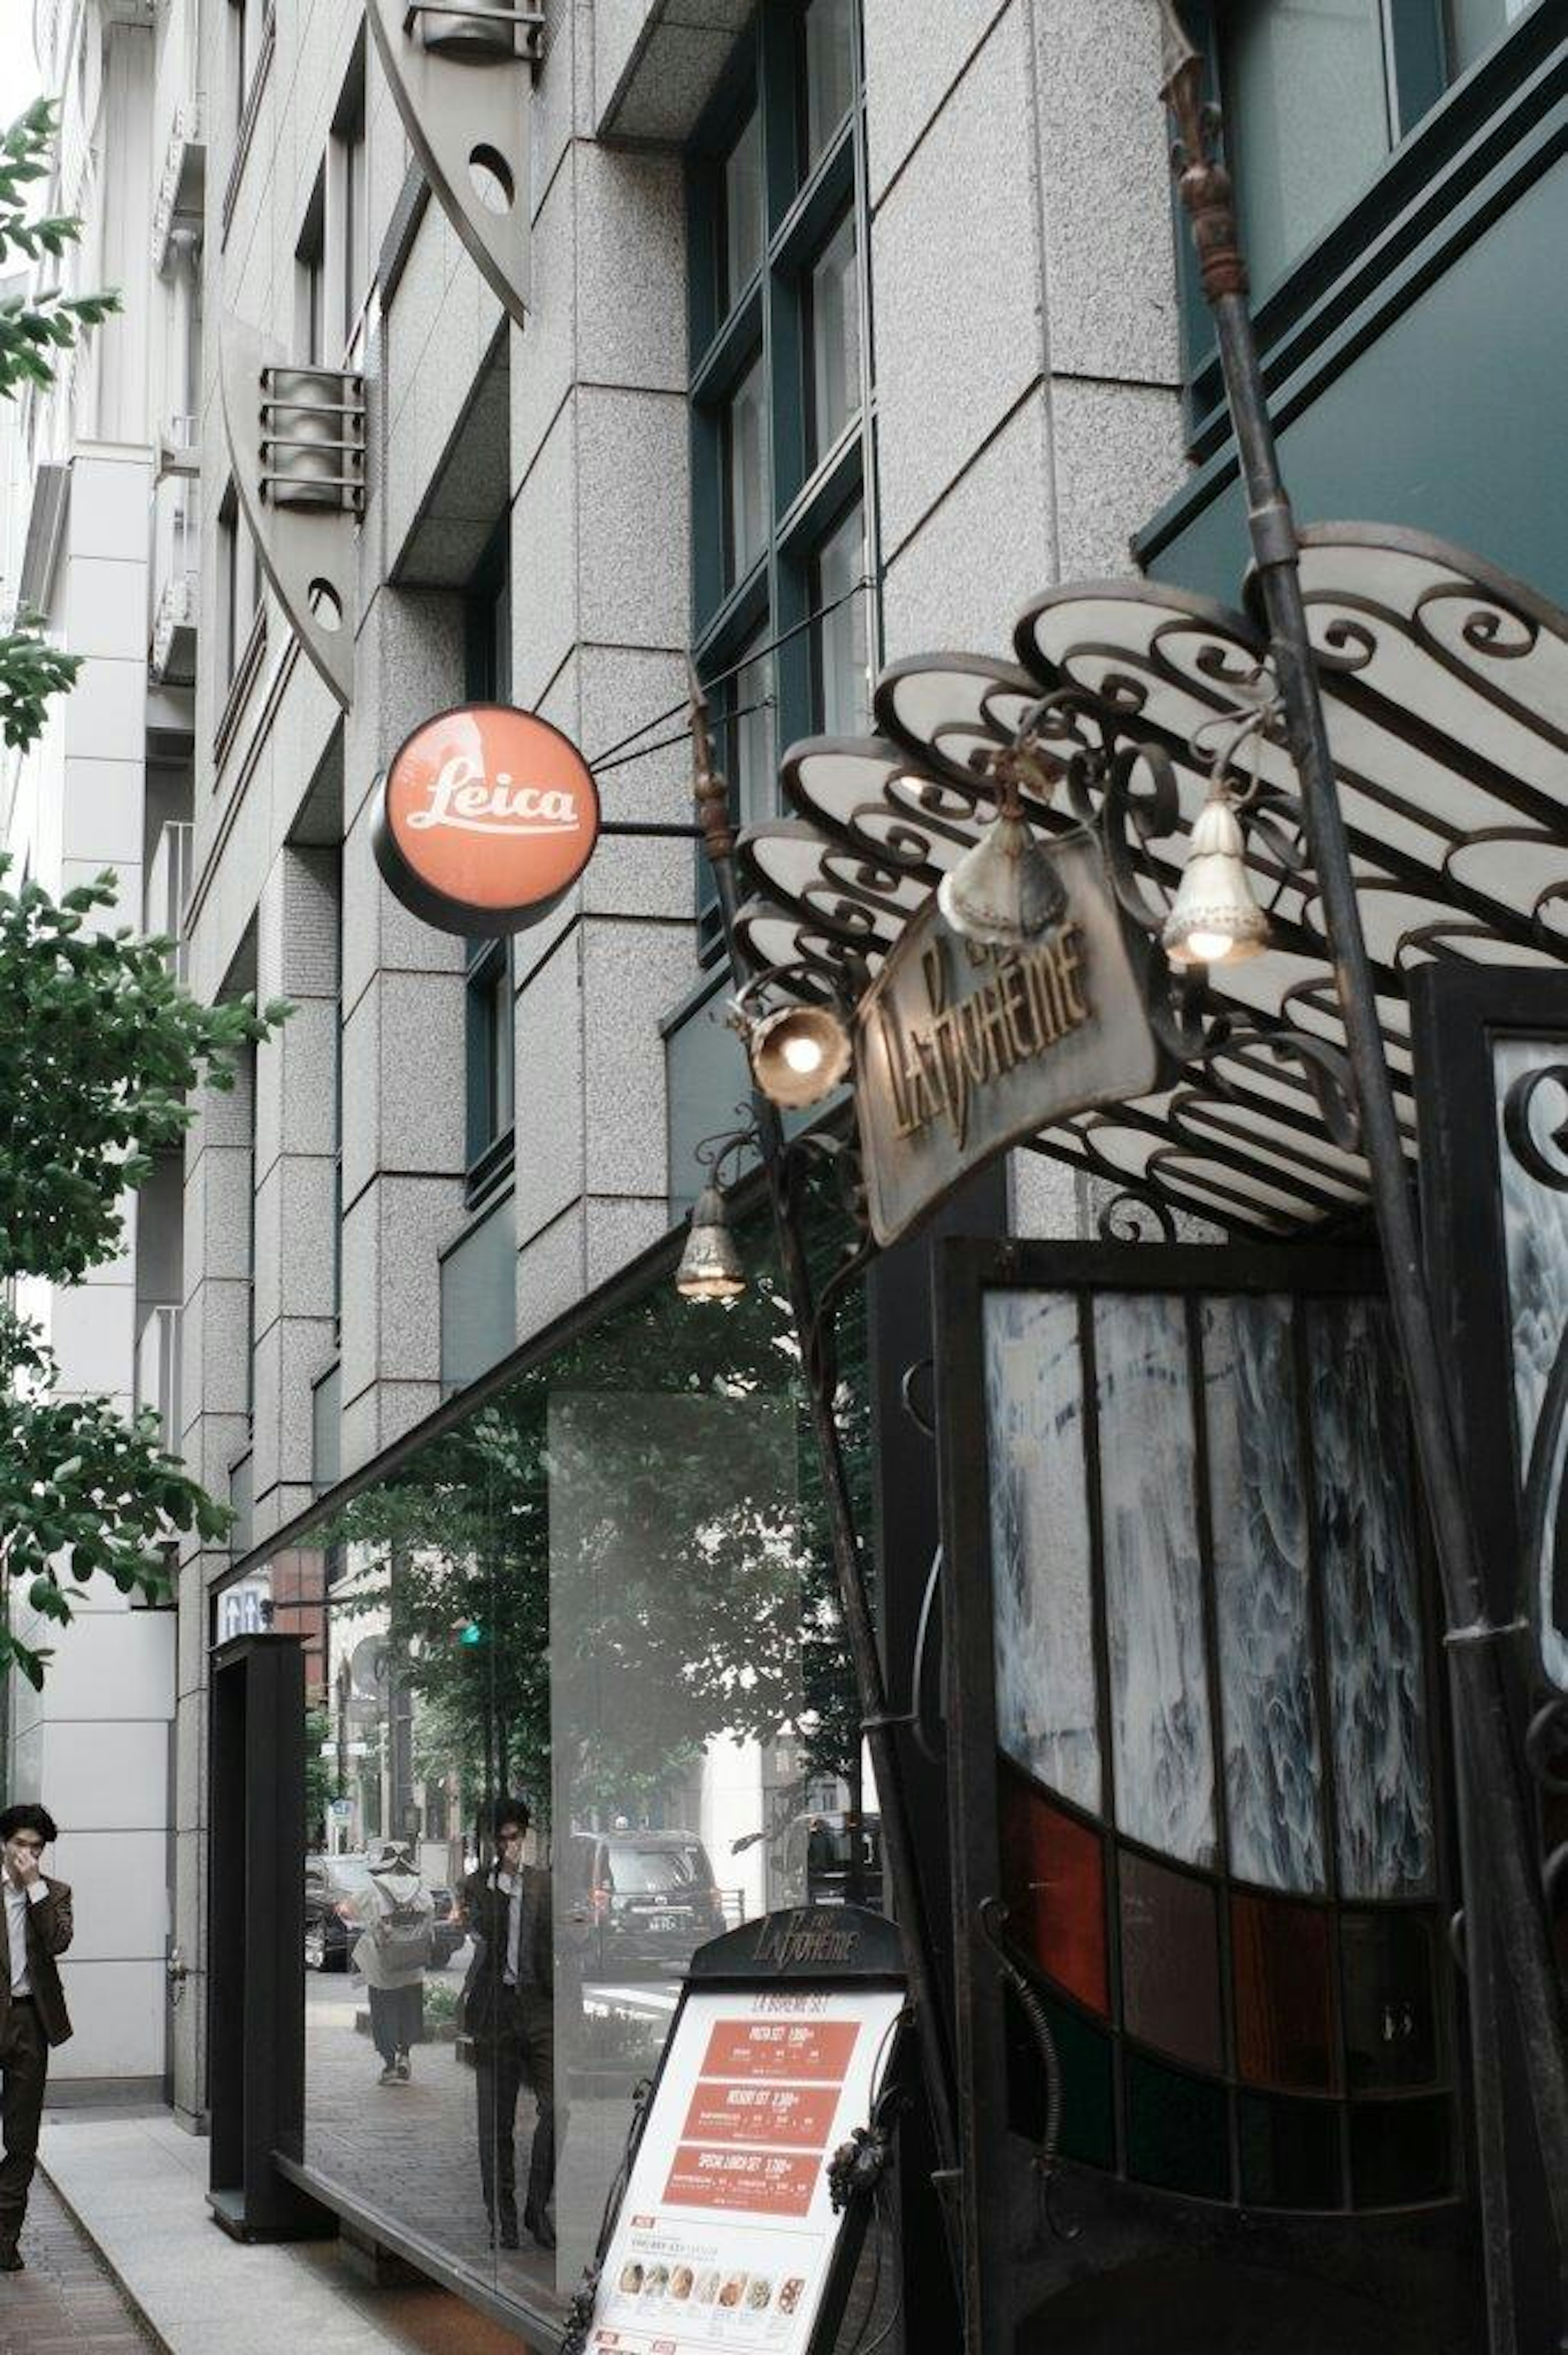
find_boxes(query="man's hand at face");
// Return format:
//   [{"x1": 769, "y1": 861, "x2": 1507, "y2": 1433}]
[{"x1": 4, "y1": 1838, "x2": 44, "y2": 1890}]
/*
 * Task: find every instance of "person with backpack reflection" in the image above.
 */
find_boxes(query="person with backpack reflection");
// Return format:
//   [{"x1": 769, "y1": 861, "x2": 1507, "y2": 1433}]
[{"x1": 349, "y1": 1838, "x2": 434, "y2": 2085}]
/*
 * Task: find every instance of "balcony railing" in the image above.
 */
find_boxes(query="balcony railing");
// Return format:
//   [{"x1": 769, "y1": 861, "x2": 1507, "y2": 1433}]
[
  {"x1": 136, "y1": 1305, "x2": 183, "y2": 1456},
  {"x1": 145, "y1": 819, "x2": 194, "y2": 980}
]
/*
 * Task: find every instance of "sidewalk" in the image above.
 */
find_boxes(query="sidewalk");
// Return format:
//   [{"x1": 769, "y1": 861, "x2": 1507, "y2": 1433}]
[
  {"x1": 34, "y1": 2111, "x2": 543, "y2": 2355},
  {"x1": 0, "y1": 2172, "x2": 154, "y2": 2355}
]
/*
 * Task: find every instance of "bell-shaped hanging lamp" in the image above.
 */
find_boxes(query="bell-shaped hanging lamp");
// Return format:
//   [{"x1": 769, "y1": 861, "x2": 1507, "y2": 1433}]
[
  {"x1": 937, "y1": 755, "x2": 1067, "y2": 948},
  {"x1": 675, "y1": 1184, "x2": 746, "y2": 1300},
  {"x1": 1161, "y1": 785, "x2": 1271, "y2": 968}
]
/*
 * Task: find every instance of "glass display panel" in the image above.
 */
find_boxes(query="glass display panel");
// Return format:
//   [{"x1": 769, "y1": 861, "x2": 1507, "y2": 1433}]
[
  {"x1": 1094, "y1": 1293, "x2": 1217, "y2": 1869},
  {"x1": 811, "y1": 502, "x2": 870, "y2": 740},
  {"x1": 1237, "y1": 2090, "x2": 1342, "y2": 2209},
  {"x1": 1203, "y1": 1294, "x2": 1325, "y2": 1892},
  {"x1": 1349, "y1": 2094, "x2": 1452, "y2": 2208},
  {"x1": 1118, "y1": 1851, "x2": 1223, "y2": 2075},
  {"x1": 1307, "y1": 1299, "x2": 1433, "y2": 1897},
  {"x1": 1226, "y1": 0, "x2": 1393, "y2": 294},
  {"x1": 802, "y1": 0, "x2": 856, "y2": 170},
  {"x1": 1491, "y1": 1036, "x2": 1568, "y2": 1689},
  {"x1": 722, "y1": 111, "x2": 764, "y2": 312},
  {"x1": 723, "y1": 353, "x2": 769, "y2": 588},
  {"x1": 271, "y1": 1202, "x2": 862, "y2": 2323},
  {"x1": 806, "y1": 211, "x2": 860, "y2": 465},
  {"x1": 1123, "y1": 2051, "x2": 1230, "y2": 2200},
  {"x1": 998, "y1": 1767, "x2": 1109, "y2": 2016},
  {"x1": 985, "y1": 1290, "x2": 1101, "y2": 1814},
  {"x1": 1231, "y1": 1890, "x2": 1337, "y2": 2094},
  {"x1": 1340, "y1": 1911, "x2": 1441, "y2": 2092}
]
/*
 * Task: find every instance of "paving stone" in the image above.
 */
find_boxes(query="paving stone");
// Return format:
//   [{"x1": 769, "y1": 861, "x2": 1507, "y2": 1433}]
[{"x1": 0, "y1": 2174, "x2": 159, "y2": 2355}]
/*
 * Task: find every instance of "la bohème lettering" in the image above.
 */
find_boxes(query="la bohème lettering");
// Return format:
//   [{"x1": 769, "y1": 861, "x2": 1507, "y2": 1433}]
[
  {"x1": 373, "y1": 703, "x2": 601, "y2": 936},
  {"x1": 853, "y1": 834, "x2": 1162, "y2": 1245}
]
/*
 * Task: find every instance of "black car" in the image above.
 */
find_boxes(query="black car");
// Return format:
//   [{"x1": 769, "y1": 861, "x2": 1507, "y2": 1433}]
[
  {"x1": 564, "y1": 1829, "x2": 726, "y2": 1978},
  {"x1": 303, "y1": 1853, "x2": 465, "y2": 1971}
]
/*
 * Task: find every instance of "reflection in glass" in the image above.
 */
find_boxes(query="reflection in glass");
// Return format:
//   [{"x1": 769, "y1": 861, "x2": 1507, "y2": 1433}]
[
  {"x1": 1340, "y1": 1911, "x2": 1440, "y2": 2092},
  {"x1": 1094, "y1": 1293, "x2": 1216, "y2": 1868},
  {"x1": 1227, "y1": 0, "x2": 1392, "y2": 294},
  {"x1": 811, "y1": 503, "x2": 869, "y2": 739},
  {"x1": 1204, "y1": 1294, "x2": 1325, "y2": 1891},
  {"x1": 722, "y1": 111, "x2": 763, "y2": 312},
  {"x1": 802, "y1": 0, "x2": 856, "y2": 170},
  {"x1": 727, "y1": 635, "x2": 776, "y2": 829},
  {"x1": 723, "y1": 353, "x2": 768, "y2": 587},
  {"x1": 985, "y1": 1291, "x2": 1100, "y2": 1812},
  {"x1": 806, "y1": 211, "x2": 860, "y2": 464},
  {"x1": 281, "y1": 1201, "x2": 862, "y2": 2321},
  {"x1": 1307, "y1": 1299, "x2": 1433, "y2": 1896}
]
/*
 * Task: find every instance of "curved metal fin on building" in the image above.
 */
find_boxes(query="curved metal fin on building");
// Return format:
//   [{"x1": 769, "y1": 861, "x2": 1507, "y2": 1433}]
[
  {"x1": 366, "y1": 0, "x2": 539, "y2": 328},
  {"x1": 220, "y1": 314, "x2": 363, "y2": 712}
]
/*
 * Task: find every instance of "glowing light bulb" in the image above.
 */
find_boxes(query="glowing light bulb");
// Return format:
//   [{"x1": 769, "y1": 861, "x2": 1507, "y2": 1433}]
[
  {"x1": 1183, "y1": 929, "x2": 1236, "y2": 965},
  {"x1": 782, "y1": 1033, "x2": 824, "y2": 1074}
]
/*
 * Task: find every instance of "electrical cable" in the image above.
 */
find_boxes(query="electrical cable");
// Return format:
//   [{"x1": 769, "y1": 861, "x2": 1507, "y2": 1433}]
[{"x1": 585, "y1": 574, "x2": 876, "y2": 769}]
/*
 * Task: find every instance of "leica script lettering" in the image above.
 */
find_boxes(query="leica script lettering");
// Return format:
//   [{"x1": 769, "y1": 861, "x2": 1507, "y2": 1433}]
[{"x1": 402, "y1": 753, "x2": 582, "y2": 837}]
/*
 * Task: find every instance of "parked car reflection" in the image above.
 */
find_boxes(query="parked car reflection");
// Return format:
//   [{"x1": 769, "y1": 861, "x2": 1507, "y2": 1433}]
[
  {"x1": 562, "y1": 1829, "x2": 726, "y2": 1978},
  {"x1": 305, "y1": 1852, "x2": 465, "y2": 1972}
]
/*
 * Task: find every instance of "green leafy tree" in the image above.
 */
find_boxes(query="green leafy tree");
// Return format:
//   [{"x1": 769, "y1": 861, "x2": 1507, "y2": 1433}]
[{"x1": 0, "y1": 101, "x2": 287, "y2": 1686}]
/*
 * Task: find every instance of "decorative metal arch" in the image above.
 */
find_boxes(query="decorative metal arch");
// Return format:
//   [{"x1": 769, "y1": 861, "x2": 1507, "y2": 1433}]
[
  {"x1": 367, "y1": 0, "x2": 541, "y2": 329},
  {"x1": 736, "y1": 523, "x2": 1568, "y2": 1240}
]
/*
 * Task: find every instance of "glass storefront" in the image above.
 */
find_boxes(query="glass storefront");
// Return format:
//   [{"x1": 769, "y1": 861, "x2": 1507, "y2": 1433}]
[{"x1": 220, "y1": 1199, "x2": 869, "y2": 2324}]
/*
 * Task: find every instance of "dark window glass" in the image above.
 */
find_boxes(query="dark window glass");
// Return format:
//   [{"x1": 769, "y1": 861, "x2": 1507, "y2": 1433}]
[
  {"x1": 1238, "y1": 2091, "x2": 1343, "y2": 2209},
  {"x1": 722, "y1": 353, "x2": 769, "y2": 587},
  {"x1": 1349, "y1": 2094, "x2": 1452, "y2": 2208},
  {"x1": 1232, "y1": 1890, "x2": 1339, "y2": 2094},
  {"x1": 1225, "y1": 0, "x2": 1393, "y2": 295},
  {"x1": 999, "y1": 1768, "x2": 1109, "y2": 2016},
  {"x1": 1006, "y1": 1986, "x2": 1116, "y2": 2172},
  {"x1": 806, "y1": 210, "x2": 860, "y2": 465},
  {"x1": 811, "y1": 502, "x2": 868, "y2": 736},
  {"x1": 1124, "y1": 2051, "x2": 1230, "y2": 2200},
  {"x1": 726, "y1": 635, "x2": 777, "y2": 829},
  {"x1": 721, "y1": 111, "x2": 764, "y2": 313},
  {"x1": 1119, "y1": 1851, "x2": 1224, "y2": 2075},
  {"x1": 802, "y1": 0, "x2": 856, "y2": 170},
  {"x1": 1341, "y1": 1911, "x2": 1441, "y2": 2092},
  {"x1": 1446, "y1": 0, "x2": 1530, "y2": 76}
]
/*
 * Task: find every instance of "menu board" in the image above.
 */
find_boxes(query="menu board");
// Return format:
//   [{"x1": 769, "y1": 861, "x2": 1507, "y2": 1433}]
[{"x1": 586, "y1": 1984, "x2": 905, "y2": 2353}]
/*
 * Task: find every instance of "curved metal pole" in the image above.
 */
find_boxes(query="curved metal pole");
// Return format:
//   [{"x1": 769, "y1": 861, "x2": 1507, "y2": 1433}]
[
  {"x1": 689, "y1": 679, "x2": 964, "y2": 2264},
  {"x1": 1155, "y1": 2, "x2": 1568, "y2": 2305}
]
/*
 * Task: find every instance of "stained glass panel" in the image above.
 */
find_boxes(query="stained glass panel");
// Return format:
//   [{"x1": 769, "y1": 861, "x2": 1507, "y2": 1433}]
[
  {"x1": 1308, "y1": 1299, "x2": 1433, "y2": 1896},
  {"x1": 1120, "y1": 1851, "x2": 1224, "y2": 2074},
  {"x1": 998, "y1": 1766, "x2": 1109, "y2": 2016},
  {"x1": 1232, "y1": 1890, "x2": 1337, "y2": 2094},
  {"x1": 1094, "y1": 1294, "x2": 1216, "y2": 1868},
  {"x1": 1203, "y1": 1294, "x2": 1325, "y2": 1891},
  {"x1": 1124, "y1": 2051, "x2": 1230, "y2": 2200},
  {"x1": 985, "y1": 1292, "x2": 1101, "y2": 1813}
]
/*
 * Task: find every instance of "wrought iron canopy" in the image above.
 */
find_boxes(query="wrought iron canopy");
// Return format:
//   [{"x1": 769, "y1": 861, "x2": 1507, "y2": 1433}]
[{"x1": 735, "y1": 524, "x2": 1568, "y2": 1237}]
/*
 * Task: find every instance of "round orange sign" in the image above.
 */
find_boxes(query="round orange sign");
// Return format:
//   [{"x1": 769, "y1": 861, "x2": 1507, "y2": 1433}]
[{"x1": 374, "y1": 703, "x2": 601, "y2": 935}]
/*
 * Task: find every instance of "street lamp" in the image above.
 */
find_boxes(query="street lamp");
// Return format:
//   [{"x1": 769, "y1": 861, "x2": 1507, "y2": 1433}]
[
  {"x1": 739, "y1": 984, "x2": 853, "y2": 1111},
  {"x1": 937, "y1": 745, "x2": 1067, "y2": 948}
]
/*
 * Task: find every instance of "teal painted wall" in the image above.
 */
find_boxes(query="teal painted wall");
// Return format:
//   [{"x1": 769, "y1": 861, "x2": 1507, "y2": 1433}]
[{"x1": 1142, "y1": 154, "x2": 1568, "y2": 609}]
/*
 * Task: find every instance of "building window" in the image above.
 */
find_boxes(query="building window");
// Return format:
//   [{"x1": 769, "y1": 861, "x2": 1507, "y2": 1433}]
[
  {"x1": 296, "y1": 172, "x2": 326, "y2": 366},
  {"x1": 687, "y1": 1, "x2": 874, "y2": 959},
  {"x1": 1206, "y1": 0, "x2": 1534, "y2": 304},
  {"x1": 217, "y1": 478, "x2": 262, "y2": 689},
  {"x1": 231, "y1": 0, "x2": 262, "y2": 129},
  {"x1": 463, "y1": 534, "x2": 514, "y2": 1202},
  {"x1": 329, "y1": 42, "x2": 368, "y2": 354}
]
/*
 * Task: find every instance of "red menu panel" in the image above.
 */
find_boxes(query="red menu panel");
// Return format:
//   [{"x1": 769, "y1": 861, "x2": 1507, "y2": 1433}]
[
  {"x1": 663, "y1": 2146, "x2": 822, "y2": 2218},
  {"x1": 679, "y1": 2080, "x2": 839, "y2": 2150},
  {"x1": 698, "y1": 2018, "x2": 860, "y2": 2083}
]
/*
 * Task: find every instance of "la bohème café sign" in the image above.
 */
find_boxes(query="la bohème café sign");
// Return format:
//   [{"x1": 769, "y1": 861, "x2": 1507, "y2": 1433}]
[{"x1": 375, "y1": 703, "x2": 1159, "y2": 1243}]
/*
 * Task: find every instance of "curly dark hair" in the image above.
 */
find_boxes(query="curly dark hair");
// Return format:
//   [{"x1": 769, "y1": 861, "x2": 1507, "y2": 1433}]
[
  {"x1": 0, "y1": 1802, "x2": 58, "y2": 1846},
  {"x1": 490, "y1": 1795, "x2": 531, "y2": 1841}
]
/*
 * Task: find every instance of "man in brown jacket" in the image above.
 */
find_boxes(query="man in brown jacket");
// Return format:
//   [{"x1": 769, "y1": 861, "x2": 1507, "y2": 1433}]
[{"x1": 0, "y1": 1803, "x2": 74, "y2": 2272}]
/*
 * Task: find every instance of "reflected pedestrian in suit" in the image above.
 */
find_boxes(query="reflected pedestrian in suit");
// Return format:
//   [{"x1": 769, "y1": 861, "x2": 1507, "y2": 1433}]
[
  {"x1": 0, "y1": 1804, "x2": 74, "y2": 2274},
  {"x1": 461, "y1": 1797, "x2": 559, "y2": 2252}
]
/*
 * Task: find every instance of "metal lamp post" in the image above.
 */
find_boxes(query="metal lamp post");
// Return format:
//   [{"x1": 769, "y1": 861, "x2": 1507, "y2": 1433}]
[{"x1": 1155, "y1": 2, "x2": 1568, "y2": 2336}]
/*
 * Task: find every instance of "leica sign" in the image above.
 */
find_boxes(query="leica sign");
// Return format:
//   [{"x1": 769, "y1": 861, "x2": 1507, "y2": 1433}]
[{"x1": 374, "y1": 703, "x2": 601, "y2": 935}]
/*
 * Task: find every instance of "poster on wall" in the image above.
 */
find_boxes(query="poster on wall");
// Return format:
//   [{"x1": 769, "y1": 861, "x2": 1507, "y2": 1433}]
[{"x1": 583, "y1": 1909, "x2": 904, "y2": 2355}]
